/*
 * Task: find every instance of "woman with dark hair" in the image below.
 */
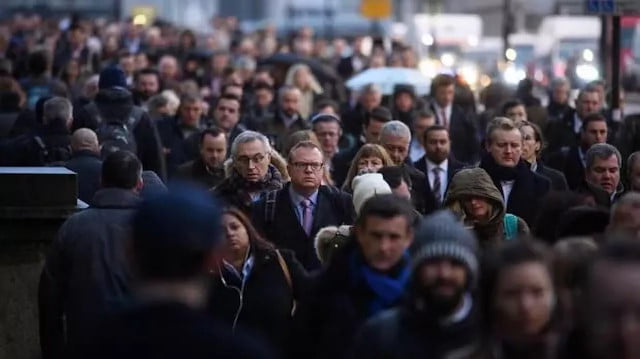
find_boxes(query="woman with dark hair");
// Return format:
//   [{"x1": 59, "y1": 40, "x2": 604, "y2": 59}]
[
  {"x1": 479, "y1": 240, "x2": 559, "y2": 359},
  {"x1": 517, "y1": 120, "x2": 569, "y2": 191},
  {"x1": 208, "y1": 207, "x2": 308, "y2": 357}
]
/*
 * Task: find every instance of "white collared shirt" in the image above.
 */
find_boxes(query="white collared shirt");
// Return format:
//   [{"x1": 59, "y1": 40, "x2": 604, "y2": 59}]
[
  {"x1": 501, "y1": 180, "x2": 515, "y2": 204},
  {"x1": 426, "y1": 158, "x2": 448, "y2": 199},
  {"x1": 409, "y1": 138, "x2": 426, "y2": 163},
  {"x1": 433, "y1": 103, "x2": 452, "y2": 127},
  {"x1": 573, "y1": 113, "x2": 583, "y2": 135}
]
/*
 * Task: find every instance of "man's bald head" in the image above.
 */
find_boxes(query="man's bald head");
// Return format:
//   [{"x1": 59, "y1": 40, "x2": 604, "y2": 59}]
[{"x1": 71, "y1": 128, "x2": 100, "y2": 154}]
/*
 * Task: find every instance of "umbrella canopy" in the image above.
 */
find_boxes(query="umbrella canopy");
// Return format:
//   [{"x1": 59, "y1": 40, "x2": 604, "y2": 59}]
[
  {"x1": 259, "y1": 53, "x2": 339, "y2": 82},
  {"x1": 346, "y1": 67, "x2": 432, "y2": 95}
]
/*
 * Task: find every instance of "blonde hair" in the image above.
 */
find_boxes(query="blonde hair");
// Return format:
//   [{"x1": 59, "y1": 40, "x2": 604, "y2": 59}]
[{"x1": 486, "y1": 116, "x2": 519, "y2": 145}]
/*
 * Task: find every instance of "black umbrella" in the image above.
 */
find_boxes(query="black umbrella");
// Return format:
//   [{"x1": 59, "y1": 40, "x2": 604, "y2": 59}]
[{"x1": 259, "y1": 53, "x2": 339, "y2": 82}]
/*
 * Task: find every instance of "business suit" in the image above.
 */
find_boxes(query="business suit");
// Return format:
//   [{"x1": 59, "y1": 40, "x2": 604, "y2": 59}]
[
  {"x1": 546, "y1": 146, "x2": 585, "y2": 191},
  {"x1": 429, "y1": 103, "x2": 480, "y2": 165},
  {"x1": 413, "y1": 155, "x2": 465, "y2": 206},
  {"x1": 544, "y1": 109, "x2": 580, "y2": 154},
  {"x1": 251, "y1": 184, "x2": 355, "y2": 271},
  {"x1": 535, "y1": 162, "x2": 569, "y2": 192}
]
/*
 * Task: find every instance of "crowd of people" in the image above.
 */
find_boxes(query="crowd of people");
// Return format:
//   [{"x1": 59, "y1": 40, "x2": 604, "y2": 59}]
[{"x1": 1, "y1": 12, "x2": 640, "y2": 359}]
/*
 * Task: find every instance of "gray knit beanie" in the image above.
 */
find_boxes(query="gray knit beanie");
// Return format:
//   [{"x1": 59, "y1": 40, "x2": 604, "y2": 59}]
[{"x1": 411, "y1": 210, "x2": 479, "y2": 286}]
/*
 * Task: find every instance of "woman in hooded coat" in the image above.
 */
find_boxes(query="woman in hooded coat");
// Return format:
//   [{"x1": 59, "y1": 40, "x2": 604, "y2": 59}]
[{"x1": 444, "y1": 167, "x2": 529, "y2": 248}]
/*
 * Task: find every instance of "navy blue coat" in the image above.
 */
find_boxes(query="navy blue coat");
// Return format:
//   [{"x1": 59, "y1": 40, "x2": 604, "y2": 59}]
[{"x1": 64, "y1": 150, "x2": 102, "y2": 204}]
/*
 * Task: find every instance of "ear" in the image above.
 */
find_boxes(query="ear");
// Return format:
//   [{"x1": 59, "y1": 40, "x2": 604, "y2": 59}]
[
  {"x1": 135, "y1": 176, "x2": 144, "y2": 193},
  {"x1": 484, "y1": 140, "x2": 491, "y2": 152}
]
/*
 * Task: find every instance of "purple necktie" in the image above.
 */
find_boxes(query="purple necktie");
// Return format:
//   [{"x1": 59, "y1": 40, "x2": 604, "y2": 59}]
[{"x1": 301, "y1": 199, "x2": 313, "y2": 236}]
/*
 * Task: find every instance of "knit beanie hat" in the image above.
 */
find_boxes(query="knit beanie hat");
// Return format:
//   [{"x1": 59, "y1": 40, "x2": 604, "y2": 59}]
[
  {"x1": 352, "y1": 173, "x2": 392, "y2": 215},
  {"x1": 98, "y1": 65, "x2": 128, "y2": 89},
  {"x1": 412, "y1": 210, "x2": 479, "y2": 287}
]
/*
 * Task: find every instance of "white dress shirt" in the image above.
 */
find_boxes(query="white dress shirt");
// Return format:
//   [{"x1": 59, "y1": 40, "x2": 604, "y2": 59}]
[
  {"x1": 426, "y1": 158, "x2": 448, "y2": 200},
  {"x1": 409, "y1": 138, "x2": 426, "y2": 163},
  {"x1": 501, "y1": 180, "x2": 515, "y2": 204},
  {"x1": 573, "y1": 113, "x2": 583, "y2": 135}
]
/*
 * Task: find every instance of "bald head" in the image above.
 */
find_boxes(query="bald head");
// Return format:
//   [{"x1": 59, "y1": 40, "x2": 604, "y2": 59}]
[{"x1": 71, "y1": 128, "x2": 100, "y2": 154}]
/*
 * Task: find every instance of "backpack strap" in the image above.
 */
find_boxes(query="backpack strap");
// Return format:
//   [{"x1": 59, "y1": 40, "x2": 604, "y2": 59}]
[
  {"x1": 503, "y1": 213, "x2": 519, "y2": 240},
  {"x1": 264, "y1": 189, "x2": 278, "y2": 225},
  {"x1": 275, "y1": 249, "x2": 297, "y2": 316}
]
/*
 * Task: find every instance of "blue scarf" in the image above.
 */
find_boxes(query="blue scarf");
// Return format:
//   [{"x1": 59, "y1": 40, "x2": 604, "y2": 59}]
[{"x1": 351, "y1": 251, "x2": 411, "y2": 317}]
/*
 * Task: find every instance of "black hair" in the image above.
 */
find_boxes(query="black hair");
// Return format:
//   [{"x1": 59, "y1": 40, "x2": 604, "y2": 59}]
[
  {"x1": 134, "y1": 68, "x2": 160, "y2": 83},
  {"x1": 199, "y1": 127, "x2": 225, "y2": 146},
  {"x1": 253, "y1": 81, "x2": 273, "y2": 92},
  {"x1": 356, "y1": 194, "x2": 415, "y2": 229},
  {"x1": 28, "y1": 50, "x2": 48, "y2": 76},
  {"x1": 501, "y1": 99, "x2": 525, "y2": 115},
  {"x1": 215, "y1": 93, "x2": 241, "y2": 108},
  {"x1": 315, "y1": 98, "x2": 340, "y2": 113},
  {"x1": 416, "y1": 108, "x2": 435, "y2": 119},
  {"x1": 581, "y1": 113, "x2": 607, "y2": 132},
  {"x1": 132, "y1": 238, "x2": 210, "y2": 281},
  {"x1": 363, "y1": 106, "x2": 392, "y2": 126},
  {"x1": 101, "y1": 151, "x2": 142, "y2": 189},
  {"x1": 378, "y1": 166, "x2": 412, "y2": 189},
  {"x1": 422, "y1": 124, "x2": 448, "y2": 144}
]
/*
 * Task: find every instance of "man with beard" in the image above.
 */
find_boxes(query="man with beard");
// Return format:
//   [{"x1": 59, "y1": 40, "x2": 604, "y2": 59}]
[
  {"x1": 352, "y1": 210, "x2": 481, "y2": 359},
  {"x1": 133, "y1": 68, "x2": 161, "y2": 109}
]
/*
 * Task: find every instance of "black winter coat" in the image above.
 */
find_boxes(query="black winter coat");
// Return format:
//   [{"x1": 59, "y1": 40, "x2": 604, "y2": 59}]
[
  {"x1": 209, "y1": 247, "x2": 308, "y2": 358},
  {"x1": 64, "y1": 150, "x2": 103, "y2": 204},
  {"x1": 156, "y1": 115, "x2": 204, "y2": 176}
]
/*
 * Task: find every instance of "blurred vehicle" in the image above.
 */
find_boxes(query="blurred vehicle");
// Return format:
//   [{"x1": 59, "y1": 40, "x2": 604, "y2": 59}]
[
  {"x1": 502, "y1": 33, "x2": 536, "y2": 86},
  {"x1": 622, "y1": 16, "x2": 640, "y2": 91},
  {"x1": 412, "y1": 14, "x2": 483, "y2": 81},
  {"x1": 535, "y1": 16, "x2": 601, "y2": 88}
]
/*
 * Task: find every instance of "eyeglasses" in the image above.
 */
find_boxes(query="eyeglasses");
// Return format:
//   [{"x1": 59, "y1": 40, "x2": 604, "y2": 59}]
[
  {"x1": 236, "y1": 153, "x2": 267, "y2": 166},
  {"x1": 291, "y1": 162, "x2": 324, "y2": 171}
]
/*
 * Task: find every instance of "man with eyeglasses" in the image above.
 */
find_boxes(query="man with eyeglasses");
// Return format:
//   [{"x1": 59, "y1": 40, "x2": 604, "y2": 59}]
[
  {"x1": 252, "y1": 141, "x2": 355, "y2": 270},
  {"x1": 213, "y1": 131, "x2": 284, "y2": 214}
]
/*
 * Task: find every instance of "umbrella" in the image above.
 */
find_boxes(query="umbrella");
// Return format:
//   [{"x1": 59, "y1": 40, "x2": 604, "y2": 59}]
[
  {"x1": 259, "y1": 53, "x2": 339, "y2": 82},
  {"x1": 346, "y1": 67, "x2": 432, "y2": 95}
]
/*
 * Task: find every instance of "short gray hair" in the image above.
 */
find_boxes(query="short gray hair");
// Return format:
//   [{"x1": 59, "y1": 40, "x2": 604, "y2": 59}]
[
  {"x1": 278, "y1": 85, "x2": 301, "y2": 104},
  {"x1": 380, "y1": 120, "x2": 411, "y2": 141},
  {"x1": 43, "y1": 97, "x2": 73, "y2": 125},
  {"x1": 585, "y1": 143, "x2": 621, "y2": 170},
  {"x1": 230, "y1": 131, "x2": 272, "y2": 159},
  {"x1": 550, "y1": 77, "x2": 570, "y2": 90},
  {"x1": 627, "y1": 151, "x2": 640, "y2": 179}
]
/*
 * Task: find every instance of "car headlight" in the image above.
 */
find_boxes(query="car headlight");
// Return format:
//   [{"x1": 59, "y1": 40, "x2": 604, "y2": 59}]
[{"x1": 576, "y1": 64, "x2": 599, "y2": 81}]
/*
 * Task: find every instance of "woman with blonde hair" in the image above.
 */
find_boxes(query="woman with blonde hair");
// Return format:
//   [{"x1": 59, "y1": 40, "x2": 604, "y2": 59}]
[
  {"x1": 341, "y1": 144, "x2": 394, "y2": 192},
  {"x1": 284, "y1": 63, "x2": 323, "y2": 119}
]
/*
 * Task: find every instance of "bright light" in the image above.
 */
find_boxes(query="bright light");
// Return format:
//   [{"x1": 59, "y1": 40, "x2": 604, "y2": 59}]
[
  {"x1": 503, "y1": 65, "x2": 526, "y2": 85},
  {"x1": 582, "y1": 49, "x2": 594, "y2": 62},
  {"x1": 480, "y1": 74, "x2": 492, "y2": 88},
  {"x1": 576, "y1": 64, "x2": 599, "y2": 81},
  {"x1": 467, "y1": 36, "x2": 479, "y2": 47},
  {"x1": 421, "y1": 34, "x2": 434, "y2": 46},
  {"x1": 505, "y1": 48, "x2": 517, "y2": 62},
  {"x1": 419, "y1": 59, "x2": 437, "y2": 79},
  {"x1": 459, "y1": 65, "x2": 479, "y2": 86},
  {"x1": 133, "y1": 14, "x2": 148, "y2": 26},
  {"x1": 440, "y1": 53, "x2": 456, "y2": 68}
]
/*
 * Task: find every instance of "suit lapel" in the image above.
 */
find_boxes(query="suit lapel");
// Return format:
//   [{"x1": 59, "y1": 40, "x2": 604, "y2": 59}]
[
  {"x1": 311, "y1": 191, "x2": 332, "y2": 235},
  {"x1": 279, "y1": 188, "x2": 308, "y2": 238}
]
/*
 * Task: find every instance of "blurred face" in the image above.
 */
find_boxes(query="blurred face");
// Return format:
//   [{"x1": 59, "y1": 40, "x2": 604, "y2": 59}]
[
  {"x1": 179, "y1": 101, "x2": 203, "y2": 127},
  {"x1": 586, "y1": 155, "x2": 620, "y2": 195},
  {"x1": 222, "y1": 214, "x2": 250, "y2": 258},
  {"x1": 577, "y1": 91, "x2": 601, "y2": 118},
  {"x1": 395, "y1": 93, "x2": 414, "y2": 112},
  {"x1": 494, "y1": 262, "x2": 554, "y2": 337},
  {"x1": 159, "y1": 57, "x2": 178, "y2": 79},
  {"x1": 425, "y1": 129, "x2": 451, "y2": 164},
  {"x1": 214, "y1": 98, "x2": 240, "y2": 132},
  {"x1": 69, "y1": 28, "x2": 86, "y2": 47},
  {"x1": 234, "y1": 140, "x2": 271, "y2": 182},
  {"x1": 588, "y1": 261, "x2": 640, "y2": 359},
  {"x1": 212, "y1": 54, "x2": 230, "y2": 72},
  {"x1": 417, "y1": 258, "x2": 467, "y2": 315},
  {"x1": 506, "y1": 105, "x2": 527, "y2": 125},
  {"x1": 610, "y1": 202, "x2": 640, "y2": 238},
  {"x1": 414, "y1": 116, "x2": 435, "y2": 145},
  {"x1": 581, "y1": 121, "x2": 608, "y2": 148},
  {"x1": 363, "y1": 119, "x2": 385, "y2": 144},
  {"x1": 357, "y1": 156, "x2": 384, "y2": 174},
  {"x1": 255, "y1": 88, "x2": 273, "y2": 108},
  {"x1": 200, "y1": 133, "x2": 227, "y2": 168},
  {"x1": 463, "y1": 197, "x2": 491, "y2": 221},
  {"x1": 361, "y1": 91, "x2": 382, "y2": 111},
  {"x1": 280, "y1": 90, "x2": 301, "y2": 117},
  {"x1": 356, "y1": 216, "x2": 413, "y2": 271},
  {"x1": 223, "y1": 85, "x2": 243, "y2": 100},
  {"x1": 137, "y1": 74, "x2": 160, "y2": 98},
  {"x1": 520, "y1": 125, "x2": 541, "y2": 163},
  {"x1": 134, "y1": 53, "x2": 149, "y2": 71},
  {"x1": 487, "y1": 129, "x2": 522, "y2": 168},
  {"x1": 288, "y1": 147, "x2": 324, "y2": 193},
  {"x1": 435, "y1": 84, "x2": 455, "y2": 108},
  {"x1": 630, "y1": 160, "x2": 640, "y2": 192},
  {"x1": 314, "y1": 121, "x2": 341, "y2": 157},
  {"x1": 552, "y1": 83, "x2": 569, "y2": 104},
  {"x1": 381, "y1": 135, "x2": 410, "y2": 165},
  {"x1": 293, "y1": 67, "x2": 311, "y2": 90},
  {"x1": 119, "y1": 56, "x2": 135, "y2": 75}
]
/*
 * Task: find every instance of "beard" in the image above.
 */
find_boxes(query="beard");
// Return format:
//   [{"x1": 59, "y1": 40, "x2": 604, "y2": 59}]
[{"x1": 416, "y1": 280, "x2": 466, "y2": 319}]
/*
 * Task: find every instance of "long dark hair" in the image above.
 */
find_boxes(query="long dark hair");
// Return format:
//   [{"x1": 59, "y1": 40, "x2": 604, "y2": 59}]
[{"x1": 223, "y1": 207, "x2": 274, "y2": 252}]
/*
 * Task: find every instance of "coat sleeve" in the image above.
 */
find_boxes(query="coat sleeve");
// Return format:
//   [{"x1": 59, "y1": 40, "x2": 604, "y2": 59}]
[
  {"x1": 279, "y1": 249, "x2": 311, "y2": 301},
  {"x1": 250, "y1": 198, "x2": 268, "y2": 238},
  {"x1": 38, "y1": 221, "x2": 71, "y2": 359},
  {"x1": 134, "y1": 112, "x2": 167, "y2": 181},
  {"x1": 349, "y1": 315, "x2": 392, "y2": 359},
  {"x1": 517, "y1": 216, "x2": 531, "y2": 235},
  {"x1": 341, "y1": 192, "x2": 356, "y2": 225}
]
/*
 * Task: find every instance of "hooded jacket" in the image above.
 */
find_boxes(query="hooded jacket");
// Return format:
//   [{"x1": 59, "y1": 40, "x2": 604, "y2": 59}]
[{"x1": 444, "y1": 168, "x2": 529, "y2": 248}]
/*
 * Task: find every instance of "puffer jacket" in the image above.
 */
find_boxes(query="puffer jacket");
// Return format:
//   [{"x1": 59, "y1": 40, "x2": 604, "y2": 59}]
[{"x1": 444, "y1": 168, "x2": 529, "y2": 248}]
